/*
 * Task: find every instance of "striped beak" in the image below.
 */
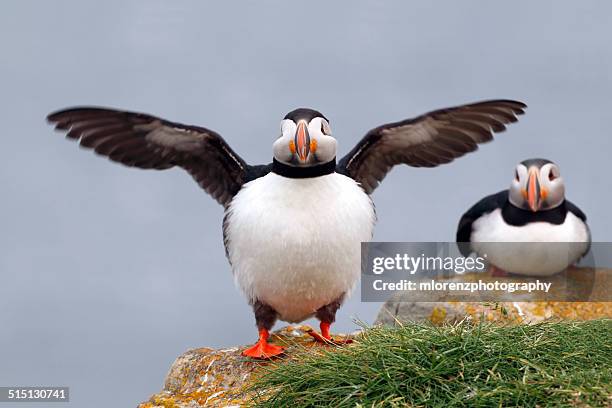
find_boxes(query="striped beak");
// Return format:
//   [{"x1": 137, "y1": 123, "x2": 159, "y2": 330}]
[
  {"x1": 526, "y1": 167, "x2": 542, "y2": 212},
  {"x1": 294, "y1": 121, "x2": 311, "y2": 163}
]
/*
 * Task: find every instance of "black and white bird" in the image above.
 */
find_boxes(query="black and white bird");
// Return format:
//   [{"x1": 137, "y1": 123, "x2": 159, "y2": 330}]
[
  {"x1": 457, "y1": 158, "x2": 591, "y2": 277},
  {"x1": 47, "y1": 99, "x2": 525, "y2": 358}
]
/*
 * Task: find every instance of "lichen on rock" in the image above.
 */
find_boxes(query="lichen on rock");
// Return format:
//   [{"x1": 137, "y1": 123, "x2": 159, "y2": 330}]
[
  {"x1": 138, "y1": 326, "x2": 355, "y2": 408},
  {"x1": 375, "y1": 268, "x2": 611, "y2": 326},
  {"x1": 140, "y1": 268, "x2": 610, "y2": 407}
]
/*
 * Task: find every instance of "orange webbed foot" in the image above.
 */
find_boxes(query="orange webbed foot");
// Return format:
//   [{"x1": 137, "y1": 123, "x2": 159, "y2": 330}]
[
  {"x1": 241, "y1": 329, "x2": 285, "y2": 359},
  {"x1": 242, "y1": 341, "x2": 285, "y2": 359},
  {"x1": 306, "y1": 322, "x2": 353, "y2": 345}
]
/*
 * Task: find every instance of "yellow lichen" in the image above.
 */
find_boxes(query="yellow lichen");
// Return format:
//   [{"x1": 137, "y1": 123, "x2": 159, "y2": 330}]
[
  {"x1": 140, "y1": 300, "x2": 611, "y2": 407},
  {"x1": 429, "y1": 306, "x2": 447, "y2": 325},
  {"x1": 139, "y1": 325, "x2": 356, "y2": 407}
]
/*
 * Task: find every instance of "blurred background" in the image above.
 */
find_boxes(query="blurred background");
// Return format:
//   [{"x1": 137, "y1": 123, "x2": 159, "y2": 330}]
[{"x1": 1, "y1": 1, "x2": 611, "y2": 406}]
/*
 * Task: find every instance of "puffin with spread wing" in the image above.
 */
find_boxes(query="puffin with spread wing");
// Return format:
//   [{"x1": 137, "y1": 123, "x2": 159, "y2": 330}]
[{"x1": 48, "y1": 99, "x2": 526, "y2": 358}]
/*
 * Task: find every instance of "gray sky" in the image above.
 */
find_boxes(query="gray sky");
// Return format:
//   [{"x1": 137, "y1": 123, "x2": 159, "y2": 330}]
[{"x1": 1, "y1": 1, "x2": 611, "y2": 407}]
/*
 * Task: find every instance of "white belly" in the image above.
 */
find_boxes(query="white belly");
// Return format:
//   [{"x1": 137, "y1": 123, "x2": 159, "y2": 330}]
[
  {"x1": 224, "y1": 172, "x2": 375, "y2": 322},
  {"x1": 471, "y1": 209, "x2": 590, "y2": 276}
]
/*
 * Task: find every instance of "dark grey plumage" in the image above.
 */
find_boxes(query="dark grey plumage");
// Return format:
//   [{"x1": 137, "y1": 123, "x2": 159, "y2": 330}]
[
  {"x1": 337, "y1": 100, "x2": 527, "y2": 193},
  {"x1": 46, "y1": 107, "x2": 269, "y2": 206}
]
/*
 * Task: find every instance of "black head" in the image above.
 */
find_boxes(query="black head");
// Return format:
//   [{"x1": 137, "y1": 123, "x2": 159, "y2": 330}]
[
  {"x1": 274, "y1": 108, "x2": 335, "y2": 166},
  {"x1": 510, "y1": 158, "x2": 565, "y2": 212},
  {"x1": 284, "y1": 108, "x2": 329, "y2": 123},
  {"x1": 520, "y1": 158, "x2": 554, "y2": 169}
]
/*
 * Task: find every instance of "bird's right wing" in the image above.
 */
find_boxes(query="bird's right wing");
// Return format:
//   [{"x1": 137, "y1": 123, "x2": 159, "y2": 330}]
[{"x1": 47, "y1": 107, "x2": 253, "y2": 207}]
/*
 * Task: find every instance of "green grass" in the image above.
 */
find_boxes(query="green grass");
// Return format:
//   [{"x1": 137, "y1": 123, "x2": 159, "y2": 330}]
[{"x1": 251, "y1": 319, "x2": 612, "y2": 407}]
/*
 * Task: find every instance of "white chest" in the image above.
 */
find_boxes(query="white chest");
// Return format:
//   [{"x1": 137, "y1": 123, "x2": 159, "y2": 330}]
[
  {"x1": 471, "y1": 208, "x2": 590, "y2": 276},
  {"x1": 224, "y1": 172, "x2": 376, "y2": 322}
]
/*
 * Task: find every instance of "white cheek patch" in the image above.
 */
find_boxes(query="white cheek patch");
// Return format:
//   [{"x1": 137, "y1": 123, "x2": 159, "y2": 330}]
[
  {"x1": 545, "y1": 178, "x2": 565, "y2": 208},
  {"x1": 539, "y1": 164, "x2": 554, "y2": 188},
  {"x1": 509, "y1": 181, "x2": 525, "y2": 208},
  {"x1": 314, "y1": 136, "x2": 337, "y2": 162},
  {"x1": 516, "y1": 165, "x2": 528, "y2": 184},
  {"x1": 281, "y1": 119, "x2": 296, "y2": 135},
  {"x1": 538, "y1": 164, "x2": 565, "y2": 208},
  {"x1": 273, "y1": 120, "x2": 298, "y2": 163},
  {"x1": 272, "y1": 137, "x2": 294, "y2": 162},
  {"x1": 307, "y1": 118, "x2": 323, "y2": 137}
]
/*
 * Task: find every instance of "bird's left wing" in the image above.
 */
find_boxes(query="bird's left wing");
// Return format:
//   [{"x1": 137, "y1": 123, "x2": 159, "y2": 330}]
[
  {"x1": 337, "y1": 100, "x2": 526, "y2": 194},
  {"x1": 47, "y1": 107, "x2": 255, "y2": 206}
]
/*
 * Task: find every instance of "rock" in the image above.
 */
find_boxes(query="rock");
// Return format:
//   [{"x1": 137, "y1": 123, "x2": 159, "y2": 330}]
[
  {"x1": 375, "y1": 267, "x2": 612, "y2": 326},
  {"x1": 139, "y1": 268, "x2": 610, "y2": 407},
  {"x1": 375, "y1": 299, "x2": 612, "y2": 326},
  {"x1": 138, "y1": 325, "x2": 354, "y2": 408}
]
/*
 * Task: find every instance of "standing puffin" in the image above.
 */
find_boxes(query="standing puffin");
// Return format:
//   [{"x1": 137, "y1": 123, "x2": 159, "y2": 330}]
[
  {"x1": 47, "y1": 99, "x2": 525, "y2": 358},
  {"x1": 457, "y1": 158, "x2": 591, "y2": 277}
]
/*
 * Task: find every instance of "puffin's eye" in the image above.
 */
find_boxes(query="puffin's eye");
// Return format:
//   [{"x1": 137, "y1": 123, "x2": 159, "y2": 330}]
[
  {"x1": 549, "y1": 171, "x2": 557, "y2": 181},
  {"x1": 515, "y1": 170, "x2": 520, "y2": 181},
  {"x1": 321, "y1": 122, "x2": 327, "y2": 135}
]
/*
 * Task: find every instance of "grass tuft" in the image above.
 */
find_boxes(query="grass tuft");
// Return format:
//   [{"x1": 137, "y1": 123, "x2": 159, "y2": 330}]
[{"x1": 251, "y1": 319, "x2": 611, "y2": 407}]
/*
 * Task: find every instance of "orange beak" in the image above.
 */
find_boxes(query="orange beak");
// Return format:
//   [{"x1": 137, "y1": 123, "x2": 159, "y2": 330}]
[
  {"x1": 294, "y1": 121, "x2": 310, "y2": 163},
  {"x1": 526, "y1": 167, "x2": 541, "y2": 212}
]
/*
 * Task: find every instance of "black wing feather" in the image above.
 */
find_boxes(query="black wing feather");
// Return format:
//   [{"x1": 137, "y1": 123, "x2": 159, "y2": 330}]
[
  {"x1": 456, "y1": 190, "x2": 509, "y2": 256},
  {"x1": 337, "y1": 100, "x2": 527, "y2": 193},
  {"x1": 47, "y1": 107, "x2": 264, "y2": 206},
  {"x1": 565, "y1": 200, "x2": 587, "y2": 222},
  {"x1": 565, "y1": 200, "x2": 591, "y2": 258}
]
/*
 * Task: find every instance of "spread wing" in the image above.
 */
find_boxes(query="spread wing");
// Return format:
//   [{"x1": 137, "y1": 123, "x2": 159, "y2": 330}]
[
  {"x1": 337, "y1": 100, "x2": 527, "y2": 194},
  {"x1": 47, "y1": 107, "x2": 253, "y2": 206}
]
